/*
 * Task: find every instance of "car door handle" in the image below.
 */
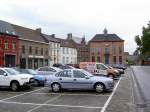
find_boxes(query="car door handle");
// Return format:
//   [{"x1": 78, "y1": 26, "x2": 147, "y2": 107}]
[
  {"x1": 73, "y1": 79, "x2": 77, "y2": 81},
  {"x1": 59, "y1": 78, "x2": 62, "y2": 80}
]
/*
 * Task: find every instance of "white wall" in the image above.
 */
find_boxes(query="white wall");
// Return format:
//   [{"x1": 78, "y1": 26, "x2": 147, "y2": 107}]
[{"x1": 59, "y1": 47, "x2": 77, "y2": 64}]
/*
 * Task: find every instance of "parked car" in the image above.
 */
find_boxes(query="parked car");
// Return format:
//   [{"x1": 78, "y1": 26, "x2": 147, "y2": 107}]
[
  {"x1": 46, "y1": 69, "x2": 114, "y2": 93},
  {"x1": 36, "y1": 66, "x2": 62, "y2": 80},
  {"x1": 107, "y1": 65, "x2": 124, "y2": 75},
  {"x1": 111, "y1": 64, "x2": 127, "y2": 70},
  {"x1": 53, "y1": 63, "x2": 74, "y2": 70},
  {"x1": 79, "y1": 62, "x2": 119, "y2": 78},
  {"x1": 0, "y1": 67, "x2": 34, "y2": 91},
  {"x1": 14, "y1": 68, "x2": 46, "y2": 86}
]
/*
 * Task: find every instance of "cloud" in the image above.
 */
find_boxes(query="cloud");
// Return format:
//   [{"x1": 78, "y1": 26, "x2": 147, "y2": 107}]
[{"x1": 0, "y1": 0, "x2": 150, "y2": 54}]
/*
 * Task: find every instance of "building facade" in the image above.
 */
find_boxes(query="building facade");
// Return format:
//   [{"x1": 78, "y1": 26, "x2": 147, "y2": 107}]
[
  {"x1": 89, "y1": 29, "x2": 124, "y2": 64},
  {"x1": 72, "y1": 35, "x2": 89, "y2": 63},
  {"x1": 0, "y1": 20, "x2": 19, "y2": 67},
  {"x1": 59, "y1": 34, "x2": 77, "y2": 64},
  {"x1": 12, "y1": 24, "x2": 49, "y2": 69},
  {"x1": 42, "y1": 34, "x2": 60, "y2": 66}
]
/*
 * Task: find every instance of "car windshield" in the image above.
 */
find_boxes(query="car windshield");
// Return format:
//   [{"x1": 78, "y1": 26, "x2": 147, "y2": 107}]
[
  {"x1": 5, "y1": 68, "x2": 20, "y2": 75},
  {"x1": 28, "y1": 69, "x2": 37, "y2": 75},
  {"x1": 81, "y1": 69, "x2": 94, "y2": 77}
]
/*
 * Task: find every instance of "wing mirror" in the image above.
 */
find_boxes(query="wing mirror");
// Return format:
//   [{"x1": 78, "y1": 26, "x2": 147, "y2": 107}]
[{"x1": 4, "y1": 73, "x2": 8, "y2": 76}]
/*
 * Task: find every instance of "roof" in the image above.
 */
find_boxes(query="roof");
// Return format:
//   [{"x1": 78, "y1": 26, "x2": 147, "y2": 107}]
[
  {"x1": 11, "y1": 24, "x2": 48, "y2": 43},
  {"x1": 90, "y1": 34, "x2": 124, "y2": 42},
  {"x1": 58, "y1": 38, "x2": 76, "y2": 48},
  {"x1": 72, "y1": 36, "x2": 82, "y2": 44},
  {"x1": 0, "y1": 20, "x2": 17, "y2": 36},
  {"x1": 42, "y1": 34, "x2": 60, "y2": 43}
]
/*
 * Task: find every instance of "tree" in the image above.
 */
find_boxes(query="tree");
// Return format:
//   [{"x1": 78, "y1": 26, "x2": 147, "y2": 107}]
[{"x1": 134, "y1": 21, "x2": 150, "y2": 60}]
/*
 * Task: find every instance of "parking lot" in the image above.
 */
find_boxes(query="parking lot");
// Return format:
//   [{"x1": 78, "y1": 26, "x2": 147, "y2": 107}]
[{"x1": 0, "y1": 78, "x2": 121, "y2": 112}]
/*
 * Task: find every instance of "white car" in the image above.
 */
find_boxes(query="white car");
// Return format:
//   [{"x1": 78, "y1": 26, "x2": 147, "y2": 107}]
[{"x1": 0, "y1": 67, "x2": 34, "y2": 91}]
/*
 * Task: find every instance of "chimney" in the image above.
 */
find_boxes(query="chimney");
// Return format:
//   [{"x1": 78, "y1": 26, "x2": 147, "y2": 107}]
[
  {"x1": 36, "y1": 28, "x2": 42, "y2": 33},
  {"x1": 67, "y1": 33, "x2": 72, "y2": 40},
  {"x1": 51, "y1": 34, "x2": 55, "y2": 38}
]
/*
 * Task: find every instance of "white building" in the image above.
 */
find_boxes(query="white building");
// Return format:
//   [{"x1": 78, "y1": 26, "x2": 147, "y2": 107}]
[
  {"x1": 59, "y1": 34, "x2": 77, "y2": 64},
  {"x1": 42, "y1": 34, "x2": 60, "y2": 66}
]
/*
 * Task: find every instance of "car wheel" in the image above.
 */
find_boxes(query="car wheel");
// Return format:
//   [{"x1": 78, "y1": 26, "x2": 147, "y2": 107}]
[
  {"x1": 11, "y1": 81, "x2": 19, "y2": 91},
  {"x1": 95, "y1": 83, "x2": 105, "y2": 93},
  {"x1": 34, "y1": 80, "x2": 39, "y2": 86},
  {"x1": 51, "y1": 83, "x2": 61, "y2": 92}
]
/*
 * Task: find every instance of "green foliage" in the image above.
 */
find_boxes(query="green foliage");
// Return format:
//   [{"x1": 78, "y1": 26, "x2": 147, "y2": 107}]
[{"x1": 134, "y1": 21, "x2": 150, "y2": 60}]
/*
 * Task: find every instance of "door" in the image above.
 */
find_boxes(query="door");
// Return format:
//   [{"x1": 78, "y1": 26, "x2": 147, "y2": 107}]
[
  {"x1": 96, "y1": 64, "x2": 107, "y2": 75},
  {"x1": 72, "y1": 70, "x2": 93, "y2": 89},
  {"x1": 56, "y1": 70, "x2": 73, "y2": 89},
  {"x1": 5, "y1": 55, "x2": 15, "y2": 67},
  {"x1": 0, "y1": 69, "x2": 10, "y2": 86}
]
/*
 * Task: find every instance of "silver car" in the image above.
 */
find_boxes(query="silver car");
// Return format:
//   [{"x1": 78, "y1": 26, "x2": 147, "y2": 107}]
[{"x1": 46, "y1": 69, "x2": 114, "y2": 93}]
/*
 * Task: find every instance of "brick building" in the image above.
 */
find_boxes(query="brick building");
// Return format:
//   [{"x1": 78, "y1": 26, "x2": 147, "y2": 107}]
[
  {"x1": 12, "y1": 24, "x2": 49, "y2": 69},
  {"x1": 0, "y1": 20, "x2": 19, "y2": 67},
  {"x1": 89, "y1": 29, "x2": 124, "y2": 64}
]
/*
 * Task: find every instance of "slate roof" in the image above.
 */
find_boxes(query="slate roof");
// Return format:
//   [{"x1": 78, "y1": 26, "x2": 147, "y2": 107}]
[
  {"x1": 0, "y1": 20, "x2": 17, "y2": 36},
  {"x1": 11, "y1": 24, "x2": 48, "y2": 43},
  {"x1": 58, "y1": 38, "x2": 76, "y2": 48},
  {"x1": 90, "y1": 34, "x2": 124, "y2": 42},
  {"x1": 42, "y1": 34, "x2": 60, "y2": 43}
]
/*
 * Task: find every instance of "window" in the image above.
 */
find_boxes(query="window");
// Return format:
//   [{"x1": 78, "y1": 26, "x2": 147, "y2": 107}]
[
  {"x1": 0, "y1": 70, "x2": 5, "y2": 75},
  {"x1": 113, "y1": 46, "x2": 116, "y2": 54},
  {"x1": 45, "y1": 48, "x2": 48, "y2": 55},
  {"x1": 66, "y1": 57, "x2": 69, "y2": 64},
  {"x1": 35, "y1": 47, "x2": 38, "y2": 55},
  {"x1": 4, "y1": 40, "x2": 8, "y2": 49},
  {"x1": 63, "y1": 48, "x2": 65, "y2": 54},
  {"x1": 41, "y1": 48, "x2": 43, "y2": 55},
  {"x1": 119, "y1": 56, "x2": 122, "y2": 64},
  {"x1": 96, "y1": 64, "x2": 107, "y2": 70},
  {"x1": 119, "y1": 46, "x2": 122, "y2": 54},
  {"x1": 29, "y1": 46, "x2": 32, "y2": 54},
  {"x1": 62, "y1": 56, "x2": 65, "y2": 64},
  {"x1": 113, "y1": 56, "x2": 116, "y2": 64},
  {"x1": 97, "y1": 56, "x2": 100, "y2": 62},
  {"x1": 0, "y1": 39, "x2": 2, "y2": 48},
  {"x1": 73, "y1": 70, "x2": 86, "y2": 78},
  {"x1": 55, "y1": 70, "x2": 72, "y2": 77},
  {"x1": 105, "y1": 47, "x2": 109, "y2": 54},
  {"x1": 12, "y1": 41, "x2": 16, "y2": 49},
  {"x1": 66, "y1": 48, "x2": 69, "y2": 54},
  {"x1": 38, "y1": 67, "x2": 47, "y2": 71},
  {"x1": 22, "y1": 45, "x2": 25, "y2": 54},
  {"x1": 47, "y1": 67, "x2": 56, "y2": 72},
  {"x1": 92, "y1": 56, "x2": 95, "y2": 62}
]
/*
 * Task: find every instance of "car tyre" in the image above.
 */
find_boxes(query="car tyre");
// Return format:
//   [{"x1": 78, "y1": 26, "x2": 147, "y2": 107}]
[
  {"x1": 94, "y1": 83, "x2": 105, "y2": 93},
  {"x1": 51, "y1": 83, "x2": 61, "y2": 92},
  {"x1": 11, "y1": 81, "x2": 20, "y2": 91}
]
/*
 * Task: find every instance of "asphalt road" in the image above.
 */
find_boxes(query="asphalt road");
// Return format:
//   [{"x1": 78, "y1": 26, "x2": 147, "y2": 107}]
[{"x1": 132, "y1": 66, "x2": 150, "y2": 111}]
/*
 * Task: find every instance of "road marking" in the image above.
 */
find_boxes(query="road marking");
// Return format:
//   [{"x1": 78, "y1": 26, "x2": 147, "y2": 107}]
[
  {"x1": 0, "y1": 87, "x2": 48, "y2": 101},
  {"x1": 100, "y1": 77, "x2": 122, "y2": 112},
  {"x1": 33, "y1": 92, "x2": 110, "y2": 97},
  {"x1": 0, "y1": 100, "x2": 103, "y2": 109},
  {"x1": 27, "y1": 95, "x2": 61, "y2": 112}
]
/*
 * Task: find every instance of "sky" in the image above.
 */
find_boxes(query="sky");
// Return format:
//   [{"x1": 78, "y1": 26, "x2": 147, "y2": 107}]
[{"x1": 0, "y1": 0, "x2": 150, "y2": 54}]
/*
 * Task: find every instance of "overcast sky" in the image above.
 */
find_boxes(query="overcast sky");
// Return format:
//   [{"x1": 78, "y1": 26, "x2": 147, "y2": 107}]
[{"x1": 0, "y1": 0, "x2": 150, "y2": 54}]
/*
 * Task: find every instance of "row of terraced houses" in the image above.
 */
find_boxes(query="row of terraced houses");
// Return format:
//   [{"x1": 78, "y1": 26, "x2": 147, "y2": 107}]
[{"x1": 0, "y1": 20, "x2": 124, "y2": 69}]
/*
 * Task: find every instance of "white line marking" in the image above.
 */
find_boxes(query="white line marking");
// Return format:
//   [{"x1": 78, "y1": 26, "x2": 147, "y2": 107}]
[
  {"x1": 0, "y1": 87, "x2": 48, "y2": 101},
  {"x1": 27, "y1": 95, "x2": 61, "y2": 112},
  {"x1": 0, "y1": 100, "x2": 103, "y2": 109},
  {"x1": 33, "y1": 92, "x2": 110, "y2": 97},
  {"x1": 100, "y1": 77, "x2": 122, "y2": 112}
]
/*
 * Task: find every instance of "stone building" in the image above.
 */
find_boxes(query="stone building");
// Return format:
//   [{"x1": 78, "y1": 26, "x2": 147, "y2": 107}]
[{"x1": 89, "y1": 29, "x2": 124, "y2": 64}]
